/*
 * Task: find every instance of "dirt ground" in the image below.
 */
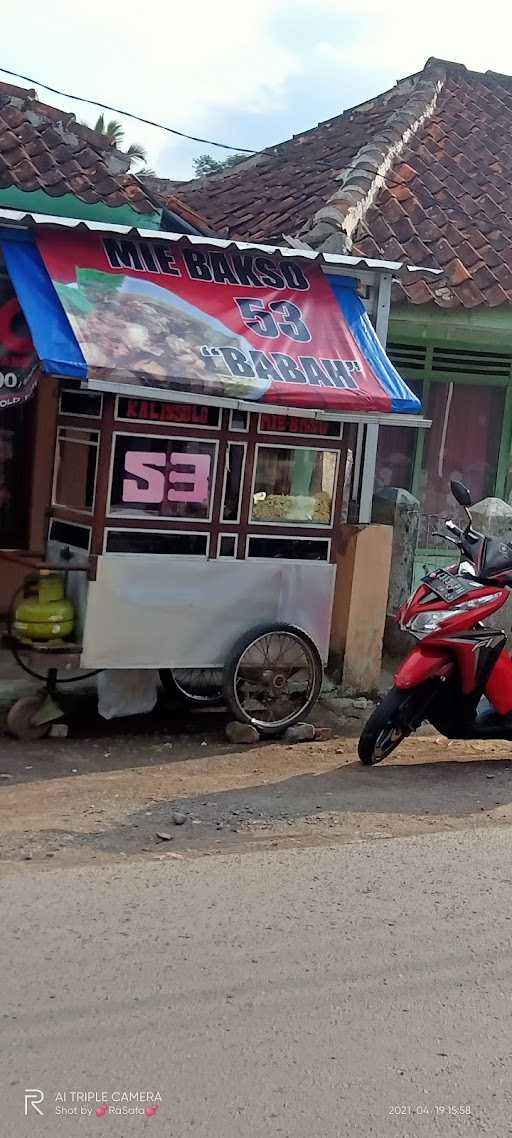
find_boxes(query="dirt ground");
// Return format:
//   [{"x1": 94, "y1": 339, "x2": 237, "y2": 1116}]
[{"x1": 2, "y1": 675, "x2": 512, "y2": 873}]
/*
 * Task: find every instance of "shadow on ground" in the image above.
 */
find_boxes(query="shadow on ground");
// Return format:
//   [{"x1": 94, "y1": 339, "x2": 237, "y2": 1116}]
[
  {"x1": 67, "y1": 756, "x2": 512, "y2": 856},
  {"x1": 0, "y1": 687, "x2": 347, "y2": 782}
]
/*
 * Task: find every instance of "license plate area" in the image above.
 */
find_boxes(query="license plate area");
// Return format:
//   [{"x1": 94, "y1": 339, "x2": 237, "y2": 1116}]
[{"x1": 422, "y1": 568, "x2": 478, "y2": 603}]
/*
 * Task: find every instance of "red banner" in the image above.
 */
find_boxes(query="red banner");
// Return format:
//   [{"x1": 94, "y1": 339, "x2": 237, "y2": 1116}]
[{"x1": 36, "y1": 231, "x2": 390, "y2": 411}]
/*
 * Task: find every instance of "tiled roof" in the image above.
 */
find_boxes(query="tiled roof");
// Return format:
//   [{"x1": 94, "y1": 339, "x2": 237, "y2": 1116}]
[
  {"x1": 174, "y1": 59, "x2": 512, "y2": 309},
  {"x1": 163, "y1": 78, "x2": 419, "y2": 243},
  {"x1": 0, "y1": 79, "x2": 156, "y2": 216},
  {"x1": 142, "y1": 176, "x2": 214, "y2": 233}
]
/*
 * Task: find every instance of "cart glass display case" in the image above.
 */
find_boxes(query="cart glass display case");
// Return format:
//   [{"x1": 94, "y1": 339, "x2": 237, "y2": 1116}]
[{"x1": 50, "y1": 393, "x2": 352, "y2": 565}]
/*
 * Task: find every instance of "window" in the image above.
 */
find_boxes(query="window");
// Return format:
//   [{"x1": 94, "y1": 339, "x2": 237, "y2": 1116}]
[
  {"x1": 0, "y1": 405, "x2": 30, "y2": 548},
  {"x1": 247, "y1": 536, "x2": 330, "y2": 560},
  {"x1": 218, "y1": 534, "x2": 237, "y2": 557},
  {"x1": 375, "y1": 424, "x2": 418, "y2": 494},
  {"x1": 48, "y1": 519, "x2": 91, "y2": 552},
  {"x1": 374, "y1": 380, "x2": 422, "y2": 494},
  {"x1": 104, "y1": 529, "x2": 209, "y2": 556},
  {"x1": 116, "y1": 397, "x2": 220, "y2": 428},
  {"x1": 258, "y1": 412, "x2": 341, "y2": 438},
  {"x1": 229, "y1": 409, "x2": 249, "y2": 431},
  {"x1": 53, "y1": 428, "x2": 99, "y2": 513},
  {"x1": 109, "y1": 434, "x2": 217, "y2": 520},
  {"x1": 222, "y1": 444, "x2": 246, "y2": 522},
  {"x1": 251, "y1": 445, "x2": 337, "y2": 526},
  {"x1": 60, "y1": 388, "x2": 103, "y2": 417}
]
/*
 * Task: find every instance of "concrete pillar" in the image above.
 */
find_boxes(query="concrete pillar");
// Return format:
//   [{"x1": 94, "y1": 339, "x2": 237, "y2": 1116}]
[
  {"x1": 372, "y1": 487, "x2": 420, "y2": 657},
  {"x1": 330, "y1": 523, "x2": 392, "y2": 696}
]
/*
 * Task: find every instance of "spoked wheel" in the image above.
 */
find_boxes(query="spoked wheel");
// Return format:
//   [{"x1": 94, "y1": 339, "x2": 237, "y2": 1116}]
[
  {"x1": 159, "y1": 668, "x2": 224, "y2": 708},
  {"x1": 358, "y1": 686, "x2": 423, "y2": 765},
  {"x1": 223, "y1": 623, "x2": 323, "y2": 738}
]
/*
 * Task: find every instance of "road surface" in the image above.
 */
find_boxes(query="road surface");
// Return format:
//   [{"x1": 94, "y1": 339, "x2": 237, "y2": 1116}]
[{"x1": 3, "y1": 828, "x2": 512, "y2": 1136}]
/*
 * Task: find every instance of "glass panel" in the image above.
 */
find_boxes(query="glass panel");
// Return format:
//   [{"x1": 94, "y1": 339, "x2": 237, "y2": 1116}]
[
  {"x1": 259, "y1": 412, "x2": 341, "y2": 438},
  {"x1": 60, "y1": 388, "x2": 103, "y2": 417},
  {"x1": 222, "y1": 444, "x2": 245, "y2": 521},
  {"x1": 420, "y1": 383, "x2": 505, "y2": 518},
  {"x1": 110, "y1": 435, "x2": 216, "y2": 520},
  {"x1": 247, "y1": 537, "x2": 329, "y2": 560},
  {"x1": 53, "y1": 429, "x2": 98, "y2": 511},
  {"x1": 116, "y1": 397, "x2": 220, "y2": 428},
  {"x1": 229, "y1": 409, "x2": 248, "y2": 431},
  {"x1": 105, "y1": 530, "x2": 208, "y2": 555},
  {"x1": 251, "y1": 445, "x2": 336, "y2": 525},
  {"x1": 375, "y1": 380, "x2": 422, "y2": 494},
  {"x1": 0, "y1": 406, "x2": 29, "y2": 548},
  {"x1": 48, "y1": 519, "x2": 91, "y2": 551},
  {"x1": 375, "y1": 425, "x2": 417, "y2": 493},
  {"x1": 219, "y1": 535, "x2": 236, "y2": 557}
]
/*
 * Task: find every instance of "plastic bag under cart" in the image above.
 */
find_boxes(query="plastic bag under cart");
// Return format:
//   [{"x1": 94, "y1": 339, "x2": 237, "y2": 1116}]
[{"x1": 97, "y1": 670, "x2": 159, "y2": 719}]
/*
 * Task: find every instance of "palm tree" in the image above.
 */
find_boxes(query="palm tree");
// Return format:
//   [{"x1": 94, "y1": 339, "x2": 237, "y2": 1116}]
[{"x1": 92, "y1": 114, "x2": 153, "y2": 174}]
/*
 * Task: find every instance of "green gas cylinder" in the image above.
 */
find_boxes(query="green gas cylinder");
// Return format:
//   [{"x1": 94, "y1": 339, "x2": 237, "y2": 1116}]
[{"x1": 14, "y1": 572, "x2": 75, "y2": 641}]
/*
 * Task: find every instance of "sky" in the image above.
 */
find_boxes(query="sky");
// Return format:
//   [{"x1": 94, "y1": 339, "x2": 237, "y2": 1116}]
[{"x1": 3, "y1": 0, "x2": 512, "y2": 183}]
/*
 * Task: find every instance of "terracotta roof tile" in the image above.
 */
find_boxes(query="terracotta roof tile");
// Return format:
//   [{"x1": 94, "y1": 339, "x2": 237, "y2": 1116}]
[
  {"x1": 0, "y1": 78, "x2": 157, "y2": 216},
  {"x1": 171, "y1": 58, "x2": 512, "y2": 308},
  {"x1": 445, "y1": 258, "x2": 471, "y2": 286},
  {"x1": 358, "y1": 67, "x2": 512, "y2": 307}
]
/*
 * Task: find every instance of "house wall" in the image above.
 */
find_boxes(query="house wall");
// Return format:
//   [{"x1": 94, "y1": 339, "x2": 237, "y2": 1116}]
[{"x1": 377, "y1": 303, "x2": 512, "y2": 584}]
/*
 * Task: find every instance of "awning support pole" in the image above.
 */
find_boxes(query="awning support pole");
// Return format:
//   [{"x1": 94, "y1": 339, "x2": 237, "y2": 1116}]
[
  {"x1": 352, "y1": 422, "x2": 364, "y2": 498},
  {"x1": 359, "y1": 422, "x2": 379, "y2": 523}
]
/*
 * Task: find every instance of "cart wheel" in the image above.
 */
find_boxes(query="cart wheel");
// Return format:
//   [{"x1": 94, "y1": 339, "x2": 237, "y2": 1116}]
[
  {"x1": 223, "y1": 623, "x2": 323, "y2": 738},
  {"x1": 159, "y1": 668, "x2": 224, "y2": 708},
  {"x1": 6, "y1": 696, "x2": 51, "y2": 741}
]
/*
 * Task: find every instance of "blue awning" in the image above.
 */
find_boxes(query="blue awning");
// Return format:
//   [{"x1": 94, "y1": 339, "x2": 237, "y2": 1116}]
[{"x1": 0, "y1": 227, "x2": 86, "y2": 378}]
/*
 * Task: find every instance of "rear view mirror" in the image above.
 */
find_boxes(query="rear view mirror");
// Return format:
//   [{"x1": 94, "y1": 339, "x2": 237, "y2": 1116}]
[{"x1": 451, "y1": 480, "x2": 472, "y2": 508}]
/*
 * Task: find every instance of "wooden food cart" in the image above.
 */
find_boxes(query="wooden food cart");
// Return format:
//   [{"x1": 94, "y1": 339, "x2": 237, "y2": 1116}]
[{"x1": 0, "y1": 217, "x2": 430, "y2": 738}]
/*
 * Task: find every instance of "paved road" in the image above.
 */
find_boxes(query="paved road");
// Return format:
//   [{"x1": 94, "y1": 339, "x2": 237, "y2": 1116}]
[{"x1": 4, "y1": 829, "x2": 512, "y2": 1137}]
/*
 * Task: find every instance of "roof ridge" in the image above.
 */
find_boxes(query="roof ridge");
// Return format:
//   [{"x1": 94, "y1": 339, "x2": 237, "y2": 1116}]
[
  {"x1": 174, "y1": 72, "x2": 430, "y2": 195},
  {"x1": 301, "y1": 60, "x2": 447, "y2": 253}
]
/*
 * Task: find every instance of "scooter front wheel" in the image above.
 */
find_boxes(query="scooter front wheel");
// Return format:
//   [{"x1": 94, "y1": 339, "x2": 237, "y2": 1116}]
[{"x1": 358, "y1": 686, "x2": 418, "y2": 765}]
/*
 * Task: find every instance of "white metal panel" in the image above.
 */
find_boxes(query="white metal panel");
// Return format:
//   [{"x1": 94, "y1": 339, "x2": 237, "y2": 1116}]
[
  {"x1": 0, "y1": 208, "x2": 441, "y2": 279},
  {"x1": 85, "y1": 377, "x2": 431, "y2": 428},
  {"x1": 80, "y1": 556, "x2": 336, "y2": 669}
]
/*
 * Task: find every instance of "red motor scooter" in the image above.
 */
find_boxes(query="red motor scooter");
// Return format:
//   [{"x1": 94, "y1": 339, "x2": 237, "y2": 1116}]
[{"x1": 359, "y1": 479, "x2": 512, "y2": 765}]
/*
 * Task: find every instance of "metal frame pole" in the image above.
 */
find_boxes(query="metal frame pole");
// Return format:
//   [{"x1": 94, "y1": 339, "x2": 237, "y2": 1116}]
[
  {"x1": 359, "y1": 422, "x2": 379, "y2": 523},
  {"x1": 375, "y1": 271, "x2": 392, "y2": 345}
]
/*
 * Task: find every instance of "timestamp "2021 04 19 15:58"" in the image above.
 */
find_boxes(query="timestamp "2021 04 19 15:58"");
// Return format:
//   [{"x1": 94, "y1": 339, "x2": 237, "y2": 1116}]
[{"x1": 389, "y1": 1105, "x2": 472, "y2": 1117}]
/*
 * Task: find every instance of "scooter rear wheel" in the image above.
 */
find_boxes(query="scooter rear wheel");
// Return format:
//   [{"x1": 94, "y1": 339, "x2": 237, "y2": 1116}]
[{"x1": 358, "y1": 686, "x2": 415, "y2": 765}]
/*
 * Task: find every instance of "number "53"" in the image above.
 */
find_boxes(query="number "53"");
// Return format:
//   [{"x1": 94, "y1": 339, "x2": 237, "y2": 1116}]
[
  {"x1": 122, "y1": 451, "x2": 211, "y2": 505},
  {"x1": 235, "y1": 298, "x2": 311, "y2": 342}
]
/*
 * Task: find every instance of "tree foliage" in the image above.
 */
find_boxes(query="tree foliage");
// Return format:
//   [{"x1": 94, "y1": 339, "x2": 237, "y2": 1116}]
[
  {"x1": 92, "y1": 114, "x2": 153, "y2": 174},
  {"x1": 193, "y1": 152, "x2": 248, "y2": 178}
]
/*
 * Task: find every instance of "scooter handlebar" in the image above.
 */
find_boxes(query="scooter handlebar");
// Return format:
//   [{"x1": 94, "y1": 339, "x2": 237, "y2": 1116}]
[{"x1": 445, "y1": 519, "x2": 463, "y2": 539}]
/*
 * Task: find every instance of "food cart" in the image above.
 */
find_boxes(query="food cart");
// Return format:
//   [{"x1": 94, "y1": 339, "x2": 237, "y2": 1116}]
[{"x1": 0, "y1": 215, "x2": 431, "y2": 738}]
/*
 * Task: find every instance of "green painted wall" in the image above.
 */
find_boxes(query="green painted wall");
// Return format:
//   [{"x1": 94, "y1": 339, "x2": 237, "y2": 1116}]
[
  {"x1": 390, "y1": 302, "x2": 512, "y2": 352},
  {"x1": 386, "y1": 301, "x2": 512, "y2": 573},
  {"x1": 0, "y1": 187, "x2": 161, "y2": 230}
]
